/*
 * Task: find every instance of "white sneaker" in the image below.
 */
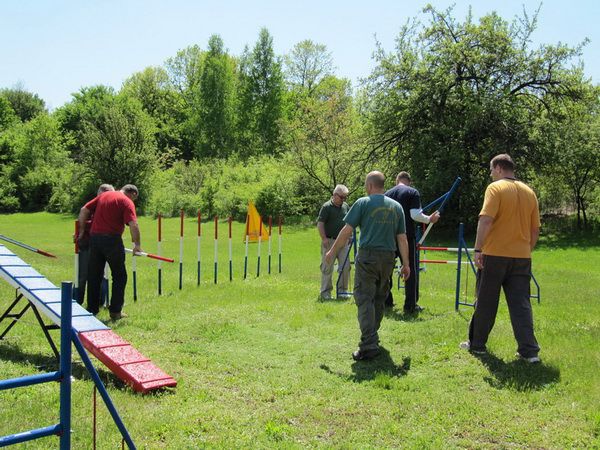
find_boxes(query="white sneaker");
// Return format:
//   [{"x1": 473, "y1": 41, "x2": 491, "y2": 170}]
[
  {"x1": 459, "y1": 341, "x2": 486, "y2": 355},
  {"x1": 337, "y1": 293, "x2": 352, "y2": 299},
  {"x1": 516, "y1": 353, "x2": 541, "y2": 363},
  {"x1": 320, "y1": 293, "x2": 332, "y2": 300}
]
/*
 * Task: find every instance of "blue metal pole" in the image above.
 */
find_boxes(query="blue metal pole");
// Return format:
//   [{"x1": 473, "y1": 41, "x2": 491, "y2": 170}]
[
  {"x1": 71, "y1": 331, "x2": 137, "y2": 449},
  {"x1": 455, "y1": 223, "x2": 464, "y2": 311},
  {"x1": 421, "y1": 192, "x2": 448, "y2": 212},
  {"x1": 0, "y1": 424, "x2": 62, "y2": 447},
  {"x1": 0, "y1": 371, "x2": 60, "y2": 390},
  {"x1": 59, "y1": 282, "x2": 72, "y2": 450}
]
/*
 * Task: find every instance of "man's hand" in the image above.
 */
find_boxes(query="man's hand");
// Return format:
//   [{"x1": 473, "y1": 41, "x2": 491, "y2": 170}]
[
  {"x1": 400, "y1": 265, "x2": 410, "y2": 281},
  {"x1": 133, "y1": 244, "x2": 142, "y2": 255},
  {"x1": 474, "y1": 252, "x2": 484, "y2": 269},
  {"x1": 429, "y1": 211, "x2": 441, "y2": 224},
  {"x1": 324, "y1": 249, "x2": 334, "y2": 265}
]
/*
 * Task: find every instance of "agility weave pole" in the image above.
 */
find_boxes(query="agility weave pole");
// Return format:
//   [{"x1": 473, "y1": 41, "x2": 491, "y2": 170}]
[
  {"x1": 0, "y1": 234, "x2": 57, "y2": 258},
  {"x1": 197, "y1": 211, "x2": 202, "y2": 286},
  {"x1": 158, "y1": 214, "x2": 162, "y2": 295},
  {"x1": 179, "y1": 209, "x2": 184, "y2": 290}
]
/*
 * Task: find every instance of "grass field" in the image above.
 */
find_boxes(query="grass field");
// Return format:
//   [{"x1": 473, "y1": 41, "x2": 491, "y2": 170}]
[{"x1": 0, "y1": 212, "x2": 599, "y2": 449}]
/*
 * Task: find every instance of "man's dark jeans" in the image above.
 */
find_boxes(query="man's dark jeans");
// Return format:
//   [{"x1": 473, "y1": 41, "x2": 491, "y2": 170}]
[
  {"x1": 87, "y1": 234, "x2": 127, "y2": 315},
  {"x1": 385, "y1": 236, "x2": 419, "y2": 310},
  {"x1": 468, "y1": 255, "x2": 540, "y2": 357}
]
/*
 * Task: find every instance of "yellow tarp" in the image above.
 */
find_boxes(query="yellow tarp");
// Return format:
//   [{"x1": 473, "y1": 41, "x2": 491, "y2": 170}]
[{"x1": 245, "y1": 201, "x2": 269, "y2": 242}]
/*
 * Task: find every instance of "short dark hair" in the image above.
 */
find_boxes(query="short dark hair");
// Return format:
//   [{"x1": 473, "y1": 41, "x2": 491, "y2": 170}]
[
  {"x1": 121, "y1": 184, "x2": 139, "y2": 196},
  {"x1": 491, "y1": 154, "x2": 515, "y2": 172},
  {"x1": 396, "y1": 171, "x2": 411, "y2": 183}
]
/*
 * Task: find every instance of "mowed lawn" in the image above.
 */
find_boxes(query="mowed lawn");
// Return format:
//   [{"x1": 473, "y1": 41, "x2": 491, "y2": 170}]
[{"x1": 0, "y1": 212, "x2": 599, "y2": 449}]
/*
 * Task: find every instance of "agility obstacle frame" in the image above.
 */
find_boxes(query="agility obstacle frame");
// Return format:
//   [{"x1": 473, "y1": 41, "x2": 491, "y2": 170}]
[{"x1": 0, "y1": 273, "x2": 137, "y2": 448}]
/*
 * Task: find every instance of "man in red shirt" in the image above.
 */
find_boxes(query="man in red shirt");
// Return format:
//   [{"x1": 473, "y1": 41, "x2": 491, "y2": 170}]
[{"x1": 78, "y1": 184, "x2": 142, "y2": 319}]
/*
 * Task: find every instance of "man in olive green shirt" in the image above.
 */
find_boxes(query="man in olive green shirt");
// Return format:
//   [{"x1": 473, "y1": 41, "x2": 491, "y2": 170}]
[
  {"x1": 326, "y1": 172, "x2": 410, "y2": 361},
  {"x1": 317, "y1": 184, "x2": 351, "y2": 300}
]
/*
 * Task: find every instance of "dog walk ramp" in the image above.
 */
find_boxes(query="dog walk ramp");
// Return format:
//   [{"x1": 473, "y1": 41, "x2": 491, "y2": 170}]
[{"x1": 0, "y1": 244, "x2": 176, "y2": 393}]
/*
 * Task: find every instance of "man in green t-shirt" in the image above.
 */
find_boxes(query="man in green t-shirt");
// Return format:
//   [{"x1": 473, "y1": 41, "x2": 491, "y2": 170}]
[
  {"x1": 317, "y1": 184, "x2": 351, "y2": 300},
  {"x1": 326, "y1": 171, "x2": 410, "y2": 361}
]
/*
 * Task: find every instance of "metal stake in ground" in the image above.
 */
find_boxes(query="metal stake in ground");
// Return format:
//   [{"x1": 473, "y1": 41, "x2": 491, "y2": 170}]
[
  {"x1": 256, "y1": 216, "x2": 263, "y2": 277},
  {"x1": 244, "y1": 215, "x2": 249, "y2": 279},
  {"x1": 267, "y1": 216, "x2": 272, "y2": 274},
  {"x1": 179, "y1": 209, "x2": 184, "y2": 290},
  {"x1": 157, "y1": 214, "x2": 162, "y2": 295},
  {"x1": 228, "y1": 216, "x2": 233, "y2": 282},
  {"x1": 197, "y1": 210, "x2": 201, "y2": 286},
  {"x1": 73, "y1": 221, "x2": 80, "y2": 301},
  {"x1": 214, "y1": 216, "x2": 218, "y2": 284},
  {"x1": 278, "y1": 216, "x2": 283, "y2": 273}
]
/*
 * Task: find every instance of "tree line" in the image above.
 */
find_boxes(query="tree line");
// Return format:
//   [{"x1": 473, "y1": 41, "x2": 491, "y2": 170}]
[{"x1": 1, "y1": 6, "x2": 598, "y2": 229}]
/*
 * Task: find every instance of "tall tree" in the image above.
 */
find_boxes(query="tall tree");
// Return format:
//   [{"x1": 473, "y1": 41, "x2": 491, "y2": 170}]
[
  {"x1": 238, "y1": 28, "x2": 284, "y2": 156},
  {"x1": 165, "y1": 45, "x2": 206, "y2": 160},
  {"x1": 284, "y1": 40, "x2": 334, "y2": 94},
  {"x1": 283, "y1": 76, "x2": 366, "y2": 194},
  {"x1": 0, "y1": 86, "x2": 46, "y2": 122},
  {"x1": 197, "y1": 34, "x2": 236, "y2": 158},
  {"x1": 79, "y1": 96, "x2": 158, "y2": 205},
  {"x1": 122, "y1": 66, "x2": 185, "y2": 164},
  {"x1": 363, "y1": 5, "x2": 588, "y2": 222}
]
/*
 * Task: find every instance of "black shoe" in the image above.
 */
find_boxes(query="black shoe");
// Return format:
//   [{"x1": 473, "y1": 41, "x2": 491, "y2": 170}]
[
  {"x1": 352, "y1": 348, "x2": 380, "y2": 361},
  {"x1": 404, "y1": 305, "x2": 424, "y2": 314},
  {"x1": 385, "y1": 302, "x2": 394, "y2": 308}
]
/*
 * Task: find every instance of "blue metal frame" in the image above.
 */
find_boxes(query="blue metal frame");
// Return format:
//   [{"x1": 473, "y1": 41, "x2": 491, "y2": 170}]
[
  {"x1": 0, "y1": 281, "x2": 137, "y2": 449},
  {"x1": 0, "y1": 282, "x2": 72, "y2": 449}
]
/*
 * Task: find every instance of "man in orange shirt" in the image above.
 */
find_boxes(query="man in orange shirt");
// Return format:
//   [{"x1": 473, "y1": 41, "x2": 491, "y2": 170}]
[{"x1": 461, "y1": 154, "x2": 542, "y2": 362}]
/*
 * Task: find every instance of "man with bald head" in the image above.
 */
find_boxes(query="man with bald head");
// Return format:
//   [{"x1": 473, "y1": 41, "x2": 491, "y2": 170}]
[{"x1": 326, "y1": 171, "x2": 410, "y2": 361}]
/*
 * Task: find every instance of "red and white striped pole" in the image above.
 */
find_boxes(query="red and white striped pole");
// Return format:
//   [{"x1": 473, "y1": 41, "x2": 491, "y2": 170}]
[
  {"x1": 157, "y1": 214, "x2": 162, "y2": 295},
  {"x1": 419, "y1": 246, "x2": 476, "y2": 253},
  {"x1": 243, "y1": 215, "x2": 250, "y2": 279},
  {"x1": 228, "y1": 216, "x2": 233, "y2": 282},
  {"x1": 267, "y1": 216, "x2": 273, "y2": 275},
  {"x1": 278, "y1": 216, "x2": 283, "y2": 273},
  {"x1": 179, "y1": 209, "x2": 184, "y2": 290},
  {"x1": 213, "y1": 216, "x2": 218, "y2": 284},
  {"x1": 74, "y1": 221, "x2": 80, "y2": 301},
  {"x1": 197, "y1": 210, "x2": 201, "y2": 286},
  {"x1": 256, "y1": 216, "x2": 263, "y2": 277}
]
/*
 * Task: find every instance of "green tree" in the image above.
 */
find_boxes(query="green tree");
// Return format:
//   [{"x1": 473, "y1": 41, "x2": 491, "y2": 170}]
[
  {"x1": 534, "y1": 82, "x2": 600, "y2": 228},
  {"x1": 197, "y1": 34, "x2": 236, "y2": 158},
  {"x1": 284, "y1": 40, "x2": 334, "y2": 95},
  {"x1": 363, "y1": 5, "x2": 588, "y2": 223},
  {"x1": 122, "y1": 66, "x2": 186, "y2": 165},
  {"x1": 165, "y1": 45, "x2": 206, "y2": 161},
  {"x1": 3, "y1": 114, "x2": 72, "y2": 210},
  {"x1": 0, "y1": 86, "x2": 46, "y2": 122},
  {"x1": 283, "y1": 76, "x2": 366, "y2": 195},
  {"x1": 0, "y1": 96, "x2": 18, "y2": 132},
  {"x1": 55, "y1": 85, "x2": 117, "y2": 161},
  {"x1": 237, "y1": 28, "x2": 284, "y2": 156},
  {"x1": 79, "y1": 96, "x2": 158, "y2": 206}
]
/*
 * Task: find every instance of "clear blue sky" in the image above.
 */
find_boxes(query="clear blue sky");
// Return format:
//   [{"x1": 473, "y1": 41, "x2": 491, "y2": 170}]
[{"x1": 1, "y1": 0, "x2": 598, "y2": 110}]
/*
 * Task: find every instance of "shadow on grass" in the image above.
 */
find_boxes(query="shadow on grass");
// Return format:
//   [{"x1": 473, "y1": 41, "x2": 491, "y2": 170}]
[
  {"x1": 0, "y1": 341, "x2": 130, "y2": 392},
  {"x1": 384, "y1": 307, "x2": 425, "y2": 323},
  {"x1": 316, "y1": 296, "x2": 351, "y2": 304},
  {"x1": 320, "y1": 347, "x2": 411, "y2": 383},
  {"x1": 536, "y1": 228, "x2": 600, "y2": 250},
  {"x1": 474, "y1": 352, "x2": 560, "y2": 392}
]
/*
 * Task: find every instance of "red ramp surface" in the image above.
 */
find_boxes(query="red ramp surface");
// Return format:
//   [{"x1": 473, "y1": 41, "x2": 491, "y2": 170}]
[{"x1": 79, "y1": 330, "x2": 177, "y2": 393}]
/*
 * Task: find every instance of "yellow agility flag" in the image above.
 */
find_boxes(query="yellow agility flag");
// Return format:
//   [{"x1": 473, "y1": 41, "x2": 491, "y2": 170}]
[{"x1": 245, "y1": 201, "x2": 269, "y2": 242}]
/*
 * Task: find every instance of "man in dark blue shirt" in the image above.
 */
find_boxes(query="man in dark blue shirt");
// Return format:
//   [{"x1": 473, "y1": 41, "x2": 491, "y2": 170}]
[{"x1": 385, "y1": 172, "x2": 439, "y2": 313}]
